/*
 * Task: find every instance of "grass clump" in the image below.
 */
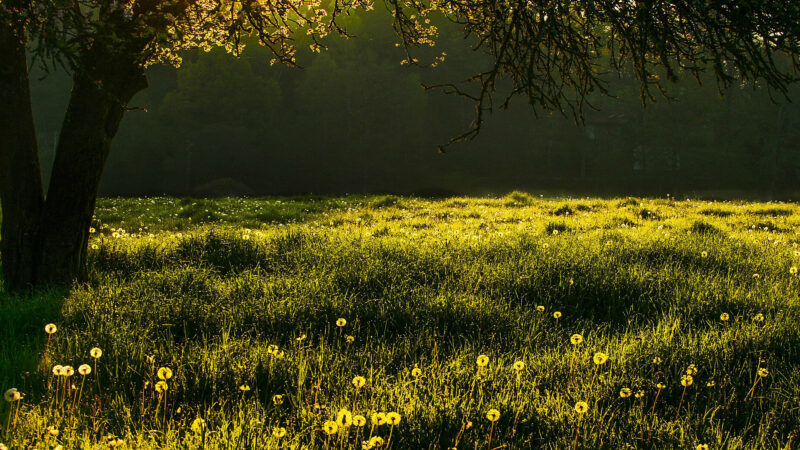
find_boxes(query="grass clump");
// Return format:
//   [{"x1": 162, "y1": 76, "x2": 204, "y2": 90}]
[{"x1": 502, "y1": 190, "x2": 535, "y2": 207}]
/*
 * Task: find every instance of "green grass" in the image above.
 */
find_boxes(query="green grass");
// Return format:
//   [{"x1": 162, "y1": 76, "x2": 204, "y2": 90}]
[{"x1": 2, "y1": 195, "x2": 800, "y2": 449}]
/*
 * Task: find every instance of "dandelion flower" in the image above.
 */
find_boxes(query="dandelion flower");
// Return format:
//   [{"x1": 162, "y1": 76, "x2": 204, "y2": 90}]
[
  {"x1": 542, "y1": 243, "x2": 549, "y2": 250},
  {"x1": 681, "y1": 375, "x2": 694, "y2": 387},
  {"x1": 78, "y1": 364, "x2": 91, "y2": 376},
  {"x1": 656, "y1": 382, "x2": 666, "y2": 389},
  {"x1": 553, "y1": 311, "x2": 562, "y2": 319},
  {"x1": 791, "y1": 266, "x2": 798, "y2": 275},
  {"x1": 157, "y1": 367, "x2": 173, "y2": 380},
  {"x1": 386, "y1": 412, "x2": 401, "y2": 425},
  {"x1": 696, "y1": 445, "x2": 709, "y2": 450},
  {"x1": 485, "y1": 409, "x2": 500, "y2": 422},
  {"x1": 701, "y1": 251, "x2": 708, "y2": 258},
  {"x1": 4, "y1": 389, "x2": 21, "y2": 402},
  {"x1": 267, "y1": 344, "x2": 279, "y2": 354},
  {"x1": 239, "y1": 384, "x2": 250, "y2": 392},
  {"x1": 574, "y1": 401, "x2": 589, "y2": 414},
  {"x1": 91, "y1": 244, "x2": 99, "y2": 250},
  {"x1": 337, "y1": 409, "x2": 353, "y2": 427},
  {"x1": 323, "y1": 421, "x2": 339, "y2": 435},
  {"x1": 411, "y1": 367, "x2": 422, "y2": 378},
  {"x1": 753, "y1": 313, "x2": 765, "y2": 322},
  {"x1": 476, "y1": 355, "x2": 489, "y2": 367},
  {"x1": 634, "y1": 390, "x2": 645, "y2": 399},
  {"x1": 336, "y1": 318, "x2": 347, "y2": 327},
  {"x1": 720, "y1": 313, "x2": 730, "y2": 321},
  {"x1": 272, "y1": 394, "x2": 284, "y2": 405},
  {"x1": 353, "y1": 415, "x2": 367, "y2": 427},
  {"x1": 352, "y1": 376, "x2": 366, "y2": 388},
  {"x1": 536, "y1": 305, "x2": 545, "y2": 312},
  {"x1": 620, "y1": 388, "x2": 632, "y2": 398},
  {"x1": 63, "y1": 366, "x2": 74, "y2": 377},
  {"x1": 593, "y1": 352, "x2": 608, "y2": 365},
  {"x1": 570, "y1": 334, "x2": 583, "y2": 345},
  {"x1": 686, "y1": 364, "x2": 698, "y2": 375},
  {"x1": 90, "y1": 347, "x2": 103, "y2": 359},
  {"x1": 155, "y1": 381, "x2": 168, "y2": 393},
  {"x1": 513, "y1": 361, "x2": 525, "y2": 371},
  {"x1": 371, "y1": 412, "x2": 386, "y2": 426},
  {"x1": 52, "y1": 365, "x2": 64, "y2": 376},
  {"x1": 758, "y1": 368, "x2": 769, "y2": 378},
  {"x1": 368, "y1": 437, "x2": 384, "y2": 447},
  {"x1": 44, "y1": 323, "x2": 57, "y2": 334},
  {"x1": 706, "y1": 380, "x2": 716, "y2": 387},
  {"x1": 272, "y1": 427, "x2": 287, "y2": 438},
  {"x1": 191, "y1": 418, "x2": 206, "y2": 434},
  {"x1": 346, "y1": 335, "x2": 355, "y2": 343}
]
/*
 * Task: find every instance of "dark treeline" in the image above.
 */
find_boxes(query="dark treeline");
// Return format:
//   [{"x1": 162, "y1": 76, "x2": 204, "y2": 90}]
[{"x1": 29, "y1": 10, "x2": 800, "y2": 199}]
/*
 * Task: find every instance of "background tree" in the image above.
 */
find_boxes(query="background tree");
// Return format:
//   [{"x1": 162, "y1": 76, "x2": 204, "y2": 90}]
[{"x1": 1, "y1": 0, "x2": 800, "y2": 291}]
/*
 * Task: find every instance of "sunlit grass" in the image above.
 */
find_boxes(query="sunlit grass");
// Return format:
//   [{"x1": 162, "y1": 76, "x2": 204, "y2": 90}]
[{"x1": 1, "y1": 194, "x2": 800, "y2": 448}]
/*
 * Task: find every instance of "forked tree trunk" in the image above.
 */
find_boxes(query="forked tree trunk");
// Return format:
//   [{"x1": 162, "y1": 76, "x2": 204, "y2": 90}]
[
  {"x1": 35, "y1": 49, "x2": 147, "y2": 285},
  {"x1": 0, "y1": 19, "x2": 45, "y2": 291}
]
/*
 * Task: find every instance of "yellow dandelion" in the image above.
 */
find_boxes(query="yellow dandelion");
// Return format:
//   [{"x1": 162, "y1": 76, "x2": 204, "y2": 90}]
[
  {"x1": 272, "y1": 394, "x2": 284, "y2": 405},
  {"x1": 345, "y1": 335, "x2": 355, "y2": 343},
  {"x1": 593, "y1": 352, "x2": 608, "y2": 365},
  {"x1": 656, "y1": 382, "x2": 666, "y2": 389},
  {"x1": 686, "y1": 364, "x2": 698, "y2": 375},
  {"x1": 78, "y1": 364, "x2": 91, "y2": 376},
  {"x1": 272, "y1": 427, "x2": 287, "y2": 438},
  {"x1": 90, "y1": 347, "x2": 103, "y2": 359},
  {"x1": 89, "y1": 227, "x2": 96, "y2": 233},
  {"x1": 570, "y1": 334, "x2": 583, "y2": 345},
  {"x1": 411, "y1": 367, "x2": 422, "y2": 378},
  {"x1": 701, "y1": 251, "x2": 708, "y2": 258},
  {"x1": 720, "y1": 312, "x2": 730, "y2": 321},
  {"x1": 368, "y1": 436, "x2": 384, "y2": 447},
  {"x1": 337, "y1": 409, "x2": 353, "y2": 427},
  {"x1": 323, "y1": 421, "x2": 339, "y2": 435},
  {"x1": 476, "y1": 354, "x2": 489, "y2": 367},
  {"x1": 634, "y1": 390, "x2": 645, "y2": 399},
  {"x1": 553, "y1": 311, "x2": 562, "y2": 319},
  {"x1": 157, "y1": 367, "x2": 173, "y2": 380},
  {"x1": 681, "y1": 375, "x2": 694, "y2": 387},
  {"x1": 758, "y1": 368, "x2": 769, "y2": 378},
  {"x1": 155, "y1": 381, "x2": 168, "y2": 393},
  {"x1": 336, "y1": 318, "x2": 347, "y2": 327},
  {"x1": 753, "y1": 313, "x2": 765, "y2": 322},
  {"x1": 239, "y1": 384, "x2": 250, "y2": 392},
  {"x1": 44, "y1": 323, "x2": 57, "y2": 334},
  {"x1": 91, "y1": 244, "x2": 99, "y2": 250},
  {"x1": 371, "y1": 412, "x2": 386, "y2": 426},
  {"x1": 707, "y1": 380, "x2": 716, "y2": 387},
  {"x1": 620, "y1": 388, "x2": 632, "y2": 398},
  {"x1": 352, "y1": 376, "x2": 366, "y2": 389},
  {"x1": 353, "y1": 415, "x2": 367, "y2": 427},
  {"x1": 536, "y1": 305, "x2": 545, "y2": 312},
  {"x1": 696, "y1": 445, "x2": 709, "y2": 450},
  {"x1": 574, "y1": 401, "x2": 589, "y2": 414},
  {"x1": 3, "y1": 389, "x2": 21, "y2": 402},
  {"x1": 386, "y1": 412, "x2": 401, "y2": 425},
  {"x1": 513, "y1": 361, "x2": 525, "y2": 371},
  {"x1": 267, "y1": 344, "x2": 279, "y2": 354}
]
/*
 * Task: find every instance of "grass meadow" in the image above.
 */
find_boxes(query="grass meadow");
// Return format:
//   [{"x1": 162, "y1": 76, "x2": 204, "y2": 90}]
[{"x1": 1, "y1": 193, "x2": 799, "y2": 449}]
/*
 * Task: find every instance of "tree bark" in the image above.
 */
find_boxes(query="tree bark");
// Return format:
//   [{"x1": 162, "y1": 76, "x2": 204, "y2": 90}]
[
  {"x1": 35, "y1": 48, "x2": 147, "y2": 285},
  {"x1": 0, "y1": 19, "x2": 45, "y2": 291}
]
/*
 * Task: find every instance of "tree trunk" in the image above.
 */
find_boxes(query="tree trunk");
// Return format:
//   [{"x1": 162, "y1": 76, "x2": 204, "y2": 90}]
[
  {"x1": 35, "y1": 50, "x2": 147, "y2": 286},
  {"x1": 0, "y1": 19, "x2": 45, "y2": 291}
]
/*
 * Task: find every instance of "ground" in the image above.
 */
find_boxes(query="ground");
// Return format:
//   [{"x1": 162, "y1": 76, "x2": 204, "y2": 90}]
[{"x1": 1, "y1": 193, "x2": 799, "y2": 448}]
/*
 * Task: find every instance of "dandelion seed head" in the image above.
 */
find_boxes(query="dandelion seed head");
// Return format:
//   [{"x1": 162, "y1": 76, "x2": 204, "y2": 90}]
[
  {"x1": 3, "y1": 388, "x2": 21, "y2": 402},
  {"x1": 272, "y1": 427, "x2": 287, "y2": 438},
  {"x1": 758, "y1": 368, "x2": 769, "y2": 378},
  {"x1": 371, "y1": 412, "x2": 386, "y2": 426},
  {"x1": 90, "y1": 347, "x2": 103, "y2": 359},
  {"x1": 386, "y1": 412, "x2": 401, "y2": 425},
  {"x1": 155, "y1": 381, "x2": 168, "y2": 393},
  {"x1": 574, "y1": 401, "x2": 589, "y2": 414},
  {"x1": 323, "y1": 421, "x2": 339, "y2": 435},
  {"x1": 476, "y1": 355, "x2": 489, "y2": 367},
  {"x1": 353, "y1": 415, "x2": 367, "y2": 427},
  {"x1": 720, "y1": 312, "x2": 730, "y2": 321},
  {"x1": 157, "y1": 367, "x2": 173, "y2": 380},
  {"x1": 78, "y1": 364, "x2": 91, "y2": 376},
  {"x1": 620, "y1": 388, "x2": 632, "y2": 398},
  {"x1": 352, "y1": 376, "x2": 366, "y2": 388},
  {"x1": 593, "y1": 352, "x2": 608, "y2": 365},
  {"x1": 485, "y1": 409, "x2": 500, "y2": 422},
  {"x1": 44, "y1": 323, "x2": 57, "y2": 334},
  {"x1": 570, "y1": 334, "x2": 584, "y2": 345},
  {"x1": 553, "y1": 311, "x2": 562, "y2": 319},
  {"x1": 336, "y1": 318, "x2": 347, "y2": 327},
  {"x1": 681, "y1": 375, "x2": 694, "y2": 387},
  {"x1": 513, "y1": 361, "x2": 525, "y2": 371},
  {"x1": 411, "y1": 367, "x2": 422, "y2": 377},
  {"x1": 337, "y1": 409, "x2": 353, "y2": 427},
  {"x1": 273, "y1": 394, "x2": 284, "y2": 405}
]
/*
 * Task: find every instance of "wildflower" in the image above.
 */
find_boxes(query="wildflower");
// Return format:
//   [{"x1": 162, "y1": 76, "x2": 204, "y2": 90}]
[
  {"x1": 513, "y1": 361, "x2": 525, "y2": 371},
  {"x1": 4, "y1": 389, "x2": 21, "y2": 402},
  {"x1": 191, "y1": 418, "x2": 206, "y2": 434},
  {"x1": 371, "y1": 412, "x2": 386, "y2": 426},
  {"x1": 696, "y1": 445, "x2": 709, "y2": 450},
  {"x1": 476, "y1": 355, "x2": 489, "y2": 367},
  {"x1": 536, "y1": 305, "x2": 545, "y2": 312},
  {"x1": 485, "y1": 409, "x2": 500, "y2": 422},
  {"x1": 323, "y1": 421, "x2": 339, "y2": 435},
  {"x1": 90, "y1": 347, "x2": 103, "y2": 359},
  {"x1": 707, "y1": 380, "x2": 716, "y2": 387},
  {"x1": 337, "y1": 409, "x2": 353, "y2": 427},
  {"x1": 353, "y1": 415, "x2": 367, "y2": 427},
  {"x1": 352, "y1": 376, "x2": 366, "y2": 388},
  {"x1": 368, "y1": 437, "x2": 384, "y2": 447},
  {"x1": 593, "y1": 352, "x2": 608, "y2": 365},
  {"x1": 63, "y1": 366, "x2": 74, "y2": 377},
  {"x1": 701, "y1": 251, "x2": 708, "y2": 258},
  {"x1": 686, "y1": 364, "x2": 698, "y2": 376},
  {"x1": 570, "y1": 334, "x2": 583, "y2": 345},
  {"x1": 620, "y1": 388, "x2": 632, "y2": 398},
  {"x1": 720, "y1": 312, "x2": 730, "y2": 321},
  {"x1": 272, "y1": 427, "x2": 287, "y2": 438},
  {"x1": 753, "y1": 313, "x2": 765, "y2": 322},
  {"x1": 239, "y1": 384, "x2": 250, "y2": 392},
  {"x1": 553, "y1": 311, "x2": 562, "y2": 319},
  {"x1": 44, "y1": 323, "x2": 57, "y2": 334},
  {"x1": 653, "y1": 357, "x2": 662, "y2": 364},
  {"x1": 346, "y1": 335, "x2": 355, "y2": 343},
  {"x1": 386, "y1": 412, "x2": 401, "y2": 425},
  {"x1": 267, "y1": 344, "x2": 279, "y2": 354},
  {"x1": 336, "y1": 318, "x2": 347, "y2": 327},
  {"x1": 681, "y1": 375, "x2": 694, "y2": 387},
  {"x1": 634, "y1": 390, "x2": 645, "y2": 399},
  {"x1": 157, "y1": 367, "x2": 173, "y2": 380},
  {"x1": 758, "y1": 368, "x2": 769, "y2": 378},
  {"x1": 89, "y1": 227, "x2": 96, "y2": 233},
  {"x1": 78, "y1": 364, "x2": 91, "y2": 376},
  {"x1": 272, "y1": 394, "x2": 284, "y2": 405},
  {"x1": 155, "y1": 381, "x2": 168, "y2": 393},
  {"x1": 411, "y1": 367, "x2": 422, "y2": 378},
  {"x1": 656, "y1": 382, "x2": 666, "y2": 389},
  {"x1": 91, "y1": 244, "x2": 99, "y2": 250},
  {"x1": 574, "y1": 401, "x2": 589, "y2": 414}
]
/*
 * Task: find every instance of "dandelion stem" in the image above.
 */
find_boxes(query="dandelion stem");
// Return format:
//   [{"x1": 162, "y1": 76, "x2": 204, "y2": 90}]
[
  {"x1": 649, "y1": 388, "x2": 662, "y2": 421},
  {"x1": 487, "y1": 421, "x2": 496, "y2": 450},
  {"x1": 387, "y1": 424, "x2": 395, "y2": 449},
  {"x1": 675, "y1": 386, "x2": 687, "y2": 419}
]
